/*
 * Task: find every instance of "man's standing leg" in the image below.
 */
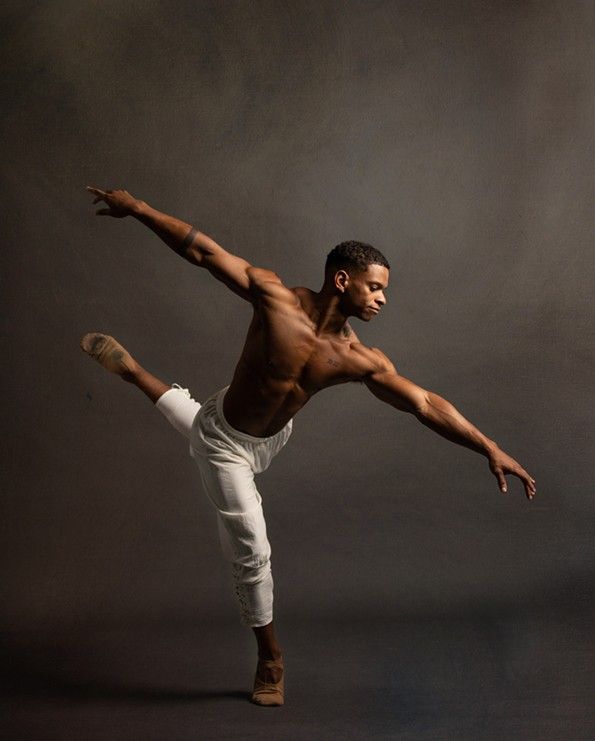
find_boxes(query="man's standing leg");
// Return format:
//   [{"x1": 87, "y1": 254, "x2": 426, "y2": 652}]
[{"x1": 192, "y1": 450, "x2": 285, "y2": 705}]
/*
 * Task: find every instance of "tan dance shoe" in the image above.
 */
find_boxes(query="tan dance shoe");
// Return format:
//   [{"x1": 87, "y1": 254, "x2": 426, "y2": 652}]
[
  {"x1": 251, "y1": 656, "x2": 284, "y2": 706},
  {"x1": 80, "y1": 333, "x2": 137, "y2": 376}
]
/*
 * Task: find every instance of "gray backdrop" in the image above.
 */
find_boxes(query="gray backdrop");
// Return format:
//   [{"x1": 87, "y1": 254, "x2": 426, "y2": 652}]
[{"x1": 2, "y1": 1, "x2": 593, "y2": 738}]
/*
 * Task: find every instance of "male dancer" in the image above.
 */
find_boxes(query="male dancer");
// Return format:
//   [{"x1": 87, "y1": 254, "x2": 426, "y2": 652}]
[{"x1": 82, "y1": 186, "x2": 536, "y2": 706}]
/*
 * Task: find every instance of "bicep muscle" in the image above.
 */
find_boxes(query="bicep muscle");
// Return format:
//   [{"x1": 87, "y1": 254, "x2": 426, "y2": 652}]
[{"x1": 364, "y1": 351, "x2": 428, "y2": 414}]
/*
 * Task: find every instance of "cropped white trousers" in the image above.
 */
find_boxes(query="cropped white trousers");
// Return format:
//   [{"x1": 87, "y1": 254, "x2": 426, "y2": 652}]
[{"x1": 155, "y1": 384, "x2": 292, "y2": 627}]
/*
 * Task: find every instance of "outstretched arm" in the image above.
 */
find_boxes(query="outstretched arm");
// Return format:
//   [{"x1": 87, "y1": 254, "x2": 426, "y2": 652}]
[
  {"x1": 86, "y1": 186, "x2": 253, "y2": 302},
  {"x1": 363, "y1": 349, "x2": 537, "y2": 500}
]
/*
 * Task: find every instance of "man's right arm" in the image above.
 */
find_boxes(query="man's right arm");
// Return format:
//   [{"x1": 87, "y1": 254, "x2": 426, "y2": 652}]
[{"x1": 86, "y1": 186, "x2": 254, "y2": 302}]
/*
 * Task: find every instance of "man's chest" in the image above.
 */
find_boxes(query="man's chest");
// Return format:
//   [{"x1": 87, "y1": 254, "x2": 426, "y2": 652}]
[
  {"x1": 253, "y1": 317, "x2": 368, "y2": 388},
  {"x1": 302, "y1": 339, "x2": 371, "y2": 389}
]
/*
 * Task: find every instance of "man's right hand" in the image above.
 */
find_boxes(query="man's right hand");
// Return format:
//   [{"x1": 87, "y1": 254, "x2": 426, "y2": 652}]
[{"x1": 86, "y1": 186, "x2": 141, "y2": 218}]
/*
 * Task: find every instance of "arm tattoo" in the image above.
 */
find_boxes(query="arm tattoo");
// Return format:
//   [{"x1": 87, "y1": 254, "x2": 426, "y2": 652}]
[{"x1": 177, "y1": 226, "x2": 198, "y2": 256}]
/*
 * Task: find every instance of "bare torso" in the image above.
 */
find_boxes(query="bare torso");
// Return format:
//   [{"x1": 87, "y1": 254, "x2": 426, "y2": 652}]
[{"x1": 223, "y1": 281, "x2": 378, "y2": 437}]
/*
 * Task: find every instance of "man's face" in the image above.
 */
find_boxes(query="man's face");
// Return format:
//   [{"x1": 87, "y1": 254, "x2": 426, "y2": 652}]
[{"x1": 341, "y1": 264, "x2": 389, "y2": 320}]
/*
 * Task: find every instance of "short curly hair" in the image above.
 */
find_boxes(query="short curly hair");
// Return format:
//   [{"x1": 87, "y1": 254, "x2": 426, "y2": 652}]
[{"x1": 325, "y1": 240, "x2": 390, "y2": 276}]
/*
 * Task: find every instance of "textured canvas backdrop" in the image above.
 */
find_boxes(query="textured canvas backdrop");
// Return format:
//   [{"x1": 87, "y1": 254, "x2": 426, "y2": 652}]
[{"x1": 2, "y1": 1, "x2": 593, "y2": 634}]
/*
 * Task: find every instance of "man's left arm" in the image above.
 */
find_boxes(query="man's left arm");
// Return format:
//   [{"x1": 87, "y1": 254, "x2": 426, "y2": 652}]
[{"x1": 363, "y1": 349, "x2": 537, "y2": 500}]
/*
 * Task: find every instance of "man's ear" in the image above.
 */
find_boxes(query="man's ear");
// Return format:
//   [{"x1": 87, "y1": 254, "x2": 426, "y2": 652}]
[{"x1": 335, "y1": 269, "x2": 349, "y2": 293}]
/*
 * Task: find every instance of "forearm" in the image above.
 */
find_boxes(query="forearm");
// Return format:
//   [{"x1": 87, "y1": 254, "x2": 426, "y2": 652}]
[
  {"x1": 131, "y1": 200, "x2": 196, "y2": 261},
  {"x1": 416, "y1": 391, "x2": 498, "y2": 457},
  {"x1": 88, "y1": 186, "x2": 252, "y2": 289}
]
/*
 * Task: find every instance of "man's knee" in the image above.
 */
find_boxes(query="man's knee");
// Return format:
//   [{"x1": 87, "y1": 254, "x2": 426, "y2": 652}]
[
  {"x1": 232, "y1": 552, "x2": 271, "y2": 587},
  {"x1": 155, "y1": 385, "x2": 201, "y2": 439}
]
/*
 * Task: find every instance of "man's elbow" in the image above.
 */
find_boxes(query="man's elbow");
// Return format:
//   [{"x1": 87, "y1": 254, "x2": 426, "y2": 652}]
[
  {"x1": 183, "y1": 237, "x2": 215, "y2": 267},
  {"x1": 413, "y1": 390, "x2": 431, "y2": 416}
]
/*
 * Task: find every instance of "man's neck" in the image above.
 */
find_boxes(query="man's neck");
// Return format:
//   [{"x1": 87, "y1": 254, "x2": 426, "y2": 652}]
[{"x1": 308, "y1": 287, "x2": 350, "y2": 336}]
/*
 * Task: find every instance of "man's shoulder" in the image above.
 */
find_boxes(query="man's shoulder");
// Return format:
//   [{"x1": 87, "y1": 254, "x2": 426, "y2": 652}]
[
  {"x1": 290, "y1": 285, "x2": 315, "y2": 300},
  {"x1": 247, "y1": 268, "x2": 300, "y2": 304},
  {"x1": 349, "y1": 342, "x2": 395, "y2": 376},
  {"x1": 246, "y1": 266, "x2": 284, "y2": 286},
  {"x1": 289, "y1": 285, "x2": 320, "y2": 312}
]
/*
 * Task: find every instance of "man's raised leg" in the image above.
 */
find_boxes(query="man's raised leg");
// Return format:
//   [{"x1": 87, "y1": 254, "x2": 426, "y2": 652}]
[{"x1": 80, "y1": 332, "x2": 202, "y2": 443}]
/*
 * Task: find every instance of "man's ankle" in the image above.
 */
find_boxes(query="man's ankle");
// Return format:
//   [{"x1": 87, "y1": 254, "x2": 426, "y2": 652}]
[{"x1": 258, "y1": 650, "x2": 283, "y2": 662}]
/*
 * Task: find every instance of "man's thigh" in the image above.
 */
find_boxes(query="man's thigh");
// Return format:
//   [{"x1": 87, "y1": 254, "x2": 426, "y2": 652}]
[{"x1": 195, "y1": 454, "x2": 271, "y2": 567}]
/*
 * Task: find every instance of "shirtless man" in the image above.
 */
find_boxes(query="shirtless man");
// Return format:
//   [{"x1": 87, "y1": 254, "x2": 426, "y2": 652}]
[{"x1": 81, "y1": 186, "x2": 537, "y2": 706}]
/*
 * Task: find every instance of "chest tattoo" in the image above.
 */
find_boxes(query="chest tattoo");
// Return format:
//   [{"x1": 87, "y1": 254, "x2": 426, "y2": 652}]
[{"x1": 327, "y1": 358, "x2": 340, "y2": 368}]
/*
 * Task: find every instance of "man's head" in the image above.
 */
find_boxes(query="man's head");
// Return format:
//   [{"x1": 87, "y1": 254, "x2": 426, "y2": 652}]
[{"x1": 324, "y1": 240, "x2": 390, "y2": 321}]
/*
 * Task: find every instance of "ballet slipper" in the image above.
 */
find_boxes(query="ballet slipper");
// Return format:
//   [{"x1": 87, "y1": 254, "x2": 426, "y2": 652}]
[
  {"x1": 80, "y1": 332, "x2": 137, "y2": 376},
  {"x1": 251, "y1": 656, "x2": 284, "y2": 706}
]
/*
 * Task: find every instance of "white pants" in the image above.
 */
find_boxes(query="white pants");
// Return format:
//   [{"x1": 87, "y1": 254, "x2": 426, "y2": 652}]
[{"x1": 155, "y1": 384, "x2": 292, "y2": 627}]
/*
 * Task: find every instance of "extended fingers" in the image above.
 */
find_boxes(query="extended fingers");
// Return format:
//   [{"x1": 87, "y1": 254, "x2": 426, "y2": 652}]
[
  {"x1": 512, "y1": 468, "x2": 537, "y2": 500},
  {"x1": 516, "y1": 465, "x2": 537, "y2": 500},
  {"x1": 495, "y1": 466, "x2": 537, "y2": 500},
  {"x1": 86, "y1": 185, "x2": 106, "y2": 197},
  {"x1": 495, "y1": 469, "x2": 507, "y2": 493},
  {"x1": 87, "y1": 186, "x2": 107, "y2": 206},
  {"x1": 525, "y1": 474, "x2": 537, "y2": 500}
]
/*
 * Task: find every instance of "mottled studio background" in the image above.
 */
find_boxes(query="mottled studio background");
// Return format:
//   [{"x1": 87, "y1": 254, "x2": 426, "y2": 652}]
[{"x1": 1, "y1": 1, "x2": 593, "y2": 739}]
